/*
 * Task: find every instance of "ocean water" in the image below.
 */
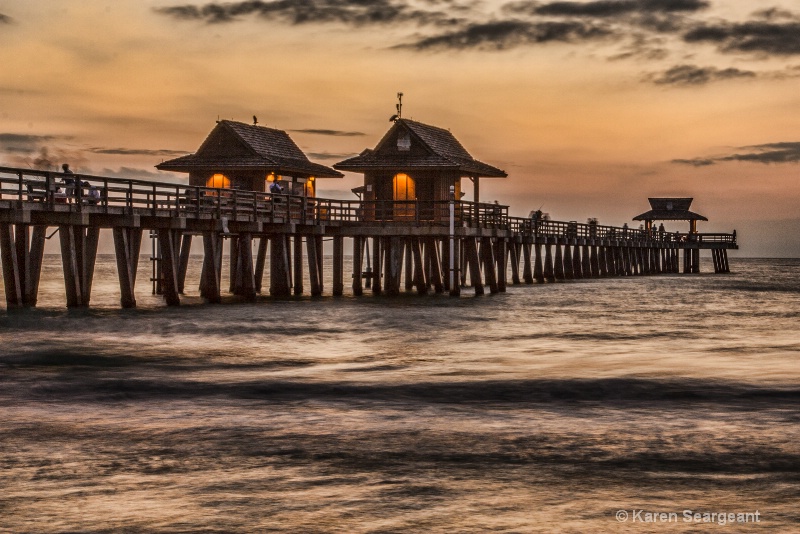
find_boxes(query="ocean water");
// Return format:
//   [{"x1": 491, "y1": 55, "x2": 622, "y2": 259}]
[{"x1": 1, "y1": 255, "x2": 798, "y2": 532}]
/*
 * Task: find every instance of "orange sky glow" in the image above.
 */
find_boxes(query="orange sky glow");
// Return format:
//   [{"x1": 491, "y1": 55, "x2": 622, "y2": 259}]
[{"x1": 1, "y1": 0, "x2": 798, "y2": 256}]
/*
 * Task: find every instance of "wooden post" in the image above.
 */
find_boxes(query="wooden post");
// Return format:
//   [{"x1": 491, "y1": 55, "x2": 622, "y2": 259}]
[
  {"x1": 229, "y1": 236, "x2": 239, "y2": 293},
  {"x1": 572, "y1": 244, "x2": 582, "y2": 279},
  {"x1": 236, "y1": 233, "x2": 256, "y2": 300},
  {"x1": 495, "y1": 239, "x2": 507, "y2": 292},
  {"x1": 428, "y1": 237, "x2": 444, "y2": 293},
  {"x1": 58, "y1": 226, "x2": 83, "y2": 307},
  {"x1": 255, "y1": 236, "x2": 268, "y2": 293},
  {"x1": 553, "y1": 243, "x2": 564, "y2": 281},
  {"x1": 464, "y1": 238, "x2": 484, "y2": 296},
  {"x1": 533, "y1": 242, "x2": 544, "y2": 283},
  {"x1": 306, "y1": 233, "x2": 322, "y2": 296},
  {"x1": 157, "y1": 229, "x2": 180, "y2": 306},
  {"x1": 441, "y1": 237, "x2": 450, "y2": 292},
  {"x1": 315, "y1": 235, "x2": 324, "y2": 294},
  {"x1": 293, "y1": 235, "x2": 304, "y2": 295},
  {"x1": 177, "y1": 233, "x2": 192, "y2": 294},
  {"x1": 270, "y1": 234, "x2": 292, "y2": 296},
  {"x1": 405, "y1": 239, "x2": 414, "y2": 291},
  {"x1": 26, "y1": 226, "x2": 46, "y2": 307},
  {"x1": 0, "y1": 223, "x2": 22, "y2": 308},
  {"x1": 481, "y1": 237, "x2": 499, "y2": 293},
  {"x1": 113, "y1": 227, "x2": 142, "y2": 308},
  {"x1": 386, "y1": 237, "x2": 403, "y2": 296},
  {"x1": 333, "y1": 235, "x2": 344, "y2": 296},
  {"x1": 722, "y1": 249, "x2": 730, "y2": 273},
  {"x1": 82, "y1": 227, "x2": 100, "y2": 305},
  {"x1": 352, "y1": 236, "x2": 363, "y2": 296},
  {"x1": 412, "y1": 237, "x2": 427, "y2": 295},
  {"x1": 590, "y1": 245, "x2": 600, "y2": 278},
  {"x1": 372, "y1": 236, "x2": 382, "y2": 294},
  {"x1": 449, "y1": 237, "x2": 461, "y2": 296},
  {"x1": 200, "y1": 231, "x2": 222, "y2": 303},
  {"x1": 563, "y1": 241, "x2": 574, "y2": 279},
  {"x1": 543, "y1": 241, "x2": 555, "y2": 283},
  {"x1": 582, "y1": 244, "x2": 591, "y2": 278},
  {"x1": 522, "y1": 242, "x2": 534, "y2": 284},
  {"x1": 509, "y1": 241, "x2": 521, "y2": 284}
]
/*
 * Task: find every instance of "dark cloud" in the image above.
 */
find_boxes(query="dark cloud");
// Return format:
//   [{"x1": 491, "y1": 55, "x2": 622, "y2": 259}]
[
  {"x1": 0, "y1": 13, "x2": 12, "y2": 24},
  {"x1": 508, "y1": 0, "x2": 709, "y2": 18},
  {"x1": 89, "y1": 147, "x2": 189, "y2": 157},
  {"x1": 647, "y1": 64, "x2": 756, "y2": 85},
  {"x1": 684, "y1": 20, "x2": 800, "y2": 55},
  {"x1": 673, "y1": 142, "x2": 800, "y2": 166},
  {"x1": 155, "y1": 0, "x2": 462, "y2": 27},
  {"x1": 0, "y1": 133, "x2": 58, "y2": 154},
  {"x1": 307, "y1": 151, "x2": 358, "y2": 160},
  {"x1": 290, "y1": 129, "x2": 366, "y2": 137},
  {"x1": 398, "y1": 19, "x2": 614, "y2": 51}
]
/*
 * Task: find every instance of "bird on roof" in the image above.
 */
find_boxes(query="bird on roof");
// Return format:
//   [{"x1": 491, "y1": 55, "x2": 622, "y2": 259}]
[
  {"x1": 389, "y1": 114, "x2": 398, "y2": 122},
  {"x1": 253, "y1": 115, "x2": 258, "y2": 125}
]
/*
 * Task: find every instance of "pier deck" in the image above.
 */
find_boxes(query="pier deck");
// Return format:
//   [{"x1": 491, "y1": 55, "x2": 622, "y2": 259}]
[{"x1": 1, "y1": 166, "x2": 737, "y2": 309}]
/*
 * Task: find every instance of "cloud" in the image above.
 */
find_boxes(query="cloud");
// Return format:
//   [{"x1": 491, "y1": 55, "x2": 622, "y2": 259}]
[
  {"x1": 509, "y1": 0, "x2": 709, "y2": 18},
  {"x1": 307, "y1": 151, "x2": 358, "y2": 160},
  {"x1": 673, "y1": 142, "x2": 800, "y2": 166},
  {"x1": 684, "y1": 20, "x2": 800, "y2": 55},
  {"x1": 0, "y1": 133, "x2": 59, "y2": 154},
  {"x1": 4, "y1": 146, "x2": 89, "y2": 172},
  {"x1": 290, "y1": 129, "x2": 366, "y2": 137},
  {"x1": 155, "y1": 0, "x2": 462, "y2": 27},
  {"x1": 89, "y1": 147, "x2": 189, "y2": 157},
  {"x1": 100, "y1": 167, "x2": 180, "y2": 181},
  {"x1": 0, "y1": 13, "x2": 12, "y2": 24},
  {"x1": 398, "y1": 19, "x2": 614, "y2": 51},
  {"x1": 646, "y1": 64, "x2": 756, "y2": 85}
]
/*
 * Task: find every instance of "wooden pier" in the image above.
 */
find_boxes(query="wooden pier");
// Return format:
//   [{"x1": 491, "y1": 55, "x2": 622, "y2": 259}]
[{"x1": 0, "y1": 166, "x2": 737, "y2": 309}]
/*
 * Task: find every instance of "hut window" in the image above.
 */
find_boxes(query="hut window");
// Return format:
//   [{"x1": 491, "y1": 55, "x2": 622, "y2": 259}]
[
  {"x1": 397, "y1": 131, "x2": 411, "y2": 152},
  {"x1": 392, "y1": 173, "x2": 415, "y2": 201},
  {"x1": 206, "y1": 173, "x2": 230, "y2": 189}
]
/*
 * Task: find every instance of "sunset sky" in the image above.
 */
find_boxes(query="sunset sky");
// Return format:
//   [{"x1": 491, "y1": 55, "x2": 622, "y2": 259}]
[{"x1": 1, "y1": 0, "x2": 798, "y2": 255}]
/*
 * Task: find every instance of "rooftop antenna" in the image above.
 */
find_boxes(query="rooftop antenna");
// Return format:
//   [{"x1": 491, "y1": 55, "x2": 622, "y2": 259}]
[{"x1": 389, "y1": 92, "x2": 403, "y2": 122}]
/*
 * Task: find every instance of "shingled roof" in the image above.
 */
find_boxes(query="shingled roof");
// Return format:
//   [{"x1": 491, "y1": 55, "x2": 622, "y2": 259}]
[
  {"x1": 334, "y1": 119, "x2": 506, "y2": 177},
  {"x1": 633, "y1": 198, "x2": 708, "y2": 222},
  {"x1": 156, "y1": 120, "x2": 343, "y2": 178}
]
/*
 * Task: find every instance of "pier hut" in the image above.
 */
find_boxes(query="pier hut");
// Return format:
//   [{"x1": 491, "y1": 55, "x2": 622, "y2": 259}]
[
  {"x1": 633, "y1": 198, "x2": 707, "y2": 233},
  {"x1": 156, "y1": 120, "x2": 342, "y2": 196},
  {"x1": 333, "y1": 118, "x2": 506, "y2": 222}
]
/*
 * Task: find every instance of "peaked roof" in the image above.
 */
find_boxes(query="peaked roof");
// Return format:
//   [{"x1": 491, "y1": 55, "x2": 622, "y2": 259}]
[
  {"x1": 156, "y1": 120, "x2": 343, "y2": 178},
  {"x1": 334, "y1": 119, "x2": 507, "y2": 177},
  {"x1": 633, "y1": 197, "x2": 708, "y2": 221}
]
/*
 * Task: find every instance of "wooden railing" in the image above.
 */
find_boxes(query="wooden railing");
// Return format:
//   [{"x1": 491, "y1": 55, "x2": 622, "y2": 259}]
[{"x1": 0, "y1": 166, "x2": 736, "y2": 244}]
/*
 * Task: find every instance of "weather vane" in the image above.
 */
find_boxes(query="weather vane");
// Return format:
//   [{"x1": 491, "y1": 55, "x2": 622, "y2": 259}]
[{"x1": 390, "y1": 92, "x2": 403, "y2": 122}]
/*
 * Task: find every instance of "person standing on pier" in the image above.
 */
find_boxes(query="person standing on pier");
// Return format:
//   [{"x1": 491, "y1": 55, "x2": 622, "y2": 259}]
[{"x1": 62, "y1": 163, "x2": 76, "y2": 202}]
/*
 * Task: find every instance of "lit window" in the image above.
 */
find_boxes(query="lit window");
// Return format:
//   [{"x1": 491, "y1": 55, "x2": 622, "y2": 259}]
[{"x1": 206, "y1": 173, "x2": 230, "y2": 189}]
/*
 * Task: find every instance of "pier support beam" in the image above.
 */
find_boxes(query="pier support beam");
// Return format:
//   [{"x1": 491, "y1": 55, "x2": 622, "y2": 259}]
[
  {"x1": 0, "y1": 224, "x2": 47, "y2": 308},
  {"x1": 494, "y1": 239, "x2": 507, "y2": 292},
  {"x1": 293, "y1": 235, "x2": 304, "y2": 295},
  {"x1": 554, "y1": 243, "x2": 564, "y2": 281},
  {"x1": 270, "y1": 234, "x2": 291, "y2": 297},
  {"x1": 509, "y1": 241, "x2": 521, "y2": 285},
  {"x1": 563, "y1": 242, "x2": 574, "y2": 280},
  {"x1": 533, "y1": 242, "x2": 544, "y2": 283},
  {"x1": 572, "y1": 244, "x2": 583, "y2": 279},
  {"x1": 157, "y1": 229, "x2": 180, "y2": 306},
  {"x1": 449, "y1": 237, "x2": 461, "y2": 297},
  {"x1": 177, "y1": 233, "x2": 192, "y2": 294},
  {"x1": 231, "y1": 233, "x2": 256, "y2": 300},
  {"x1": 371, "y1": 236, "x2": 382, "y2": 294},
  {"x1": 200, "y1": 232, "x2": 222, "y2": 303},
  {"x1": 464, "y1": 238, "x2": 484, "y2": 295},
  {"x1": 522, "y1": 243, "x2": 533, "y2": 284},
  {"x1": 427, "y1": 238, "x2": 444, "y2": 293},
  {"x1": 306, "y1": 234, "x2": 322, "y2": 296},
  {"x1": 481, "y1": 238, "x2": 499, "y2": 293},
  {"x1": 333, "y1": 235, "x2": 344, "y2": 296},
  {"x1": 59, "y1": 225, "x2": 100, "y2": 308},
  {"x1": 113, "y1": 227, "x2": 142, "y2": 308},
  {"x1": 352, "y1": 236, "x2": 364, "y2": 296}
]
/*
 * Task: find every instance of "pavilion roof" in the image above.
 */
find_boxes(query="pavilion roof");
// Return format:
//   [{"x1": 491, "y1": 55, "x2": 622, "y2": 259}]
[{"x1": 633, "y1": 198, "x2": 708, "y2": 221}]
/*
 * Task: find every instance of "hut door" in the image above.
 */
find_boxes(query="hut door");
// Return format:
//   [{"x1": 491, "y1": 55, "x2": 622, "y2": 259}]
[{"x1": 393, "y1": 173, "x2": 416, "y2": 220}]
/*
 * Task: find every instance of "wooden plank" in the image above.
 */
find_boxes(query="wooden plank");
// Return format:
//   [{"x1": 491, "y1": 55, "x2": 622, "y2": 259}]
[
  {"x1": 0, "y1": 223, "x2": 22, "y2": 307},
  {"x1": 333, "y1": 235, "x2": 344, "y2": 296},
  {"x1": 157, "y1": 229, "x2": 180, "y2": 306}
]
